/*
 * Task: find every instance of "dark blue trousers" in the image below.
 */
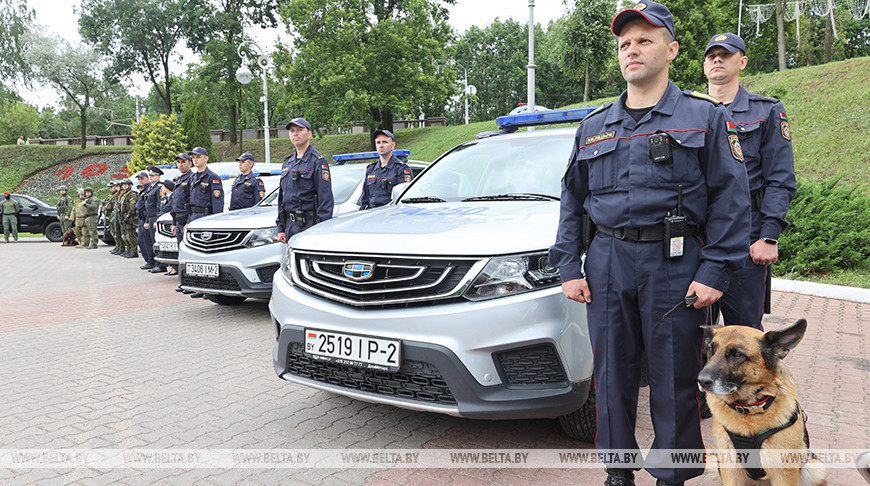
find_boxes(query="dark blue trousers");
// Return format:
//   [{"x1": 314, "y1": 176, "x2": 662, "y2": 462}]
[
  {"x1": 719, "y1": 210, "x2": 766, "y2": 330},
  {"x1": 584, "y1": 233, "x2": 707, "y2": 484},
  {"x1": 138, "y1": 220, "x2": 155, "y2": 264}
]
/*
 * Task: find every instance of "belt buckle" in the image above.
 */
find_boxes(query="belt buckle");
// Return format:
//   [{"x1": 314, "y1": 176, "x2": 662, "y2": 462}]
[{"x1": 613, "y1": 227, "x2": 626, "y2": 240}]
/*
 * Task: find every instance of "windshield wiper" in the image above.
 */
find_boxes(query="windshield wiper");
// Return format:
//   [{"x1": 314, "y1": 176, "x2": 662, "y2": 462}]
[
  {"x1": 401, "y1": 196, "x2": 447, "y2": 203},
  {"x1": 462, "y1": 193, "x2": 560, "y2": 202}
]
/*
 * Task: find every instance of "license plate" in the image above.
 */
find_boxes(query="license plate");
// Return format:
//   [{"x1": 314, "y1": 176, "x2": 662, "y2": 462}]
[
  {"x1": 186, "y1": 262, "x2": 219, "y2": 278},
  {"x1": 158, "y1": 241, "x2": 178, "y2": 252},
  {"x1": 304, "y1": 329, "x2": 401, "y2": 370}
]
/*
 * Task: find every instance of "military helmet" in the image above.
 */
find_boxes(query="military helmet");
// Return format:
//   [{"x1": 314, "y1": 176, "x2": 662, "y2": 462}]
[
  {"x1": 77, "y1": 188, "x2": 85, "y2": 194},
  {"x1": 59, "y1": 185, "x2": 68, "y2": 191},
  {"x1": 84, "y1": 186, "x2": 94, "y2": 193}
]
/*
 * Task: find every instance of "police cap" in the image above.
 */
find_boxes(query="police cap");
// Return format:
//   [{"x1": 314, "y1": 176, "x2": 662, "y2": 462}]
[
  {"x1": 285, "y1": 117, "x2": 312, "y2": 130},
  {"x1": 373, "y1": 129, "x2": 395, "y2": 141},
  {"x1": 611, "y1": 1, "x2": 676, "y2": 40},
  {"x1": 236, "y1": 152, "x2": 255, "y2": 162},
  {"x1": 705, "y1": 32, "x2": 746, "y2": 55},
  {"x1": 189, "y1": 147, "x2": 209, "y2": 156},
  {"x1": 147, "y1": 166, "x2": 164, "y2": 176}
]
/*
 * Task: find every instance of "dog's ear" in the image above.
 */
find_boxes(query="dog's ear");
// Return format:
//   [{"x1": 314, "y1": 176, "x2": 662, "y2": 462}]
[
  {"x1": 761, "y1": 319, "x2": 807, "y2": 370},
  {"x1": 701, "y1": 325, "x2": 722, "y2": 357}
]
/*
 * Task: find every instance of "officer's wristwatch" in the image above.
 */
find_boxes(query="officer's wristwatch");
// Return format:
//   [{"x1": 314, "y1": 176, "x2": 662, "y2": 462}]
[{"x1": 762, "y1": 237, "x2": 778, "y2": 245}]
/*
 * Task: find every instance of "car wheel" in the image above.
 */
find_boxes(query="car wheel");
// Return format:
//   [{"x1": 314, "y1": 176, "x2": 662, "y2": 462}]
[
  {"x1": 206, "y1": 294, "x2": 247, "y2": 306},
  {"x1": 45, "y1": 221, "x2": 63, "y2": 242},
  {"x1": 558, "y1": 387, "x2": 597, "y2": 443}
]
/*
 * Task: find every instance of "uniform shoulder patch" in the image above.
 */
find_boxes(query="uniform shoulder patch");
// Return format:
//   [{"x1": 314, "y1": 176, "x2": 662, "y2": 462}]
[
  {"x1": 685, "y1": 90, "x2": 722, "y2": 104},
  {"x1": 748, "y1": 93, "x2": 779, "y2": 103}
]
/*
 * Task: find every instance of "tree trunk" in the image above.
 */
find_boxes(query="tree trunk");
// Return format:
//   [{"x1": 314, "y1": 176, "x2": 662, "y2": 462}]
[
  {"x1": 776, "y1": 0, "x2": 787, "y2": 71},
  {"x1": 583, "y1": 60, "x2": 590, "y2": 103},
  {"x1": 824, "y1": 13, "x2": 833, "y2": 63},
  {"x1": 80, "y1": 107, "x2": 87, "y2": 150},
  {"x1": 228, "y1": 82, "x2": 238, "y2": 146}
]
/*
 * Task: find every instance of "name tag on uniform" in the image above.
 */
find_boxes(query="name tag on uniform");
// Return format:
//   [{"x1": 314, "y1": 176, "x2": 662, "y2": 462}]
[{"x1": 585, "y1": 131, "x2": 616, "y2": 145}]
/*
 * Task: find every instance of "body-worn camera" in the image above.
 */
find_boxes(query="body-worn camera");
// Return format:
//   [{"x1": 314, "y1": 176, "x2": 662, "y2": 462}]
[
  {"x1": 291, "y1": 170, "x2": 300, "y2": 181},
  {"x1": 380, "y1": 179, "x2": 390, "y2": 190},
  {"x1": 649, "y1": 132, "x2": 672, "y2": 164}
]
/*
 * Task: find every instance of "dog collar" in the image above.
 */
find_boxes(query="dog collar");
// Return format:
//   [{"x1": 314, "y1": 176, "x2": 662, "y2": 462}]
[{"x1": 726, "y1": 395, "x2": 776, "y2": 415}]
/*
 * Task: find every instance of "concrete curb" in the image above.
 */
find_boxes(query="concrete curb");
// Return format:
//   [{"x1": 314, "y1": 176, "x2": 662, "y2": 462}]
[{"x1": 773, "y1": 277, "x2": 870, "y2": 304}]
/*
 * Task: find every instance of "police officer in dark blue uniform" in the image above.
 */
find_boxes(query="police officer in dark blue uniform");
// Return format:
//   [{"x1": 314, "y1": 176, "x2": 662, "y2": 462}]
[
  {"x1": 229, "y1": 152, "x2": 266, "y2": 210},
  {"x1": 143, "y1": 166, "x2": 166, "y2": 273},
  {"x1": 275, "y1": 118, "x2": 334, "y2": 244},
  {"x1": 170, "y1": 152, "x2": 194, "y2": 246},
  {"x1": 186, "y1": 146, "x2": 224, "y2": 224},
  {"x1": 135, "y1": 170, "x2": 158, "y2": 270},
  {"x1": 359, "y1": 129, "x2": 413, "y2": 210},
  {"x1": 704, "y1": 33, "x2": 796, "y2": 330},
  {"x1": 549, "y1": 3, "x2": 750, "y2": 485}
]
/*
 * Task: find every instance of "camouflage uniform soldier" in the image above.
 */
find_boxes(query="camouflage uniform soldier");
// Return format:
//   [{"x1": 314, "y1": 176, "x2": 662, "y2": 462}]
[
  {"x1": 113, "y1": 182, "x2": 128, "y2": 255},
  {"x1": 83, "y1": 187, "x2": 100, "y2": 249},
  {"x1": 57, "y1": 185, "x2": 72, "y2": 235},
  {"x1": 104, "y1": 181, "x2": 121, "y2": 253},
  {"x1": 118, "y1": 180, "x2": 139, "y2": 258},
  {"x1": 73, "y1": 188, "x2": 88, "y2": 248},
  {"x1": 2, "y1": 191, "x2": 20, "y2": 243}
]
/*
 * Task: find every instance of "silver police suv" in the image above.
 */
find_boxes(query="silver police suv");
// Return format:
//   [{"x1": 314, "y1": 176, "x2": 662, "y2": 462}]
[{"x1": 270, "y1": 108, "x2": 598, "y2": 441}]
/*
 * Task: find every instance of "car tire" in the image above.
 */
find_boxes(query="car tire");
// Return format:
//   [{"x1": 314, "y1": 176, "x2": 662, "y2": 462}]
[
  {"x1": 45, "y1": 221, "x2": 63, "y2": 242},
  {"x1": 207, "y1": 294, "x2": 247, "y2": 306},
  {"x1": 558, "y1": 387, "x2": 597, "y2": 443}
]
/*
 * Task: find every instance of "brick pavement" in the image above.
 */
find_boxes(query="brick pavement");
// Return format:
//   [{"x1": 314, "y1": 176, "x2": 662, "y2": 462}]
[{"x1": 0, "y1": 240, "x2": 867, "y2": 485}]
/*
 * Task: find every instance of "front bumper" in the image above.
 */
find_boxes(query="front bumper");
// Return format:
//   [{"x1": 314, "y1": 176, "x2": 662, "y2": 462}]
[
  {"x1": 269, "y1": 271, "x2": 594, "y2": 419},
  {"x1": 178, "y1": 243, "x2": 284, "y2": 299}
]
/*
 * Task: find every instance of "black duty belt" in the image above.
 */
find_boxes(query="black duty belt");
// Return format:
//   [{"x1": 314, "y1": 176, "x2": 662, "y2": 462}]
[
  {"x1": 287, "y1": 210, "x2": 316, "y2": 223},
  {"x1": 751, "y1": 189, "x2": 764, "y2": 212},
  {"x1": 190, "y1": 206, "x2": 210, "y2": 214},
  {"x1": 596, "y1": 223, "x2": 699, "y2": 242}
]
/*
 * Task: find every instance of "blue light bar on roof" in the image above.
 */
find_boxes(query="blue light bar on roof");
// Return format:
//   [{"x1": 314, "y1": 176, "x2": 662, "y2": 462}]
[
  {"x1": 157, "y1": 164, "x2": 177, "y2": 169},
  {"x1": 332, "y1": 149, "x2": 411, "y2": 162},
  {"x1": 496, "y1": 106, "x2": 599, "y2": 130}
]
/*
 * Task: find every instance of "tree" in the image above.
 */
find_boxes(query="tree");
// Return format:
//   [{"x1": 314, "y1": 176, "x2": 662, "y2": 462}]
[
  {"x1": 559, "y1": 0, "x2": 615, "y2": 102},
  {"x1": 0, "y1": 100, "x2": 39, "y2": 144},
  {"x1": 181, "y1": 95, "x2": 213, "y2": 153},
  {"x1": 667, "y1": 0, "x2": 733, "y2": 91},
  {"x1": 78, "y1": 0, "x2": 211, "y2": 114},
  {"x1": 130, "y1": 113, "x2": 185, "y2": 173},
  {"x1": 25, "y1": 34, "x2": 106, "y2": 149},
  {"x1": 277, "y1": 0, "x2": 456, "y2": 145},
  {"x1": 0, "y1": 0, "x2": 32, "y2": 81}
]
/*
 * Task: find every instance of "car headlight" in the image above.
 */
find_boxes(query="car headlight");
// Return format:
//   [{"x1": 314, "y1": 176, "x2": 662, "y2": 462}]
[
  {"x1": 463, "y1": 252, "x2": 560, "y2": 301},
  {"x1": 280, "y1": 245, "x2": 294, "y2": 284},
  {"x1": 245, "y1": 227, "x2": 279, "y2": 248}
]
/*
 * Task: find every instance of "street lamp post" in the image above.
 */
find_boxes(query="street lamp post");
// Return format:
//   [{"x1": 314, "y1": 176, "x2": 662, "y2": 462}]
[
  {"x1": 235, "y1": 41, "x2": 271, "y2": 163},
  {"x1": 463, "y1": 69, "x2": 477, "y2": 125},
  {"x1": 527, "y1": 0, "x2": 536, "y2": 131}
]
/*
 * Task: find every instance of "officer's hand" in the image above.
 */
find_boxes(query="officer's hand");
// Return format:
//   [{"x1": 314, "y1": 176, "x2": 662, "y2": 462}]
[
  {"x1": 144, "y1": 223, "x2": 150, "y2": 230},
  {"x1": 170, "y1": 225, "x2": 176, "y2": 235},
  {"x1": 750, "y1": 239, "x2": 778, "y2": 265},
  {"x1": 562, "y1": 279, "x2": 592, "y2": 304},
  {"x1": 686, "y1": 281, "x2": 723, "y2": 308},
  {"x1": 277, "y1": 232, "x2": 287, "y2": 244}
]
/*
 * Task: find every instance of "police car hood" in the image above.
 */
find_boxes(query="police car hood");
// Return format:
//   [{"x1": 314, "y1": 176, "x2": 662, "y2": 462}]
[
  {"x1": 290, "y1": 201, "x2": 559, "y2": 256},
  {"x1": 185, "y1": 206, "x2": 277, "y2": 230}
]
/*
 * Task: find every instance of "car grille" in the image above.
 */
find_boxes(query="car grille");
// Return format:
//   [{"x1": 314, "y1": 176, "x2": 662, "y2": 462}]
[
  {"x1": 495, "y1": 344, "x2": 568, "y2": 386},
  {"x1": 181, "y1": 269, "x2": 242, "y2": 291},
  {"x1": 185, "y1": 230, "x2": 249, "y2": 253},
  {"x1": 257, "y1": 264, "x2": 280, "y2": 284},
  {"x1": 157, "y1": 221, "x2": 174, "y2": 238},
  {"x1": 291, "y1": 251, "x2": 485, "y2": 307},
  {"x1": 286, "y1": 342, "x2": 456, "y2": 405}
]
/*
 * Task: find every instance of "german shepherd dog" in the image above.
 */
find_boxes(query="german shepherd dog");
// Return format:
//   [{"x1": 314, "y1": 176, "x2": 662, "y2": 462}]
[
  {"x1": 61, "y1": 228, "x2": 78, "y2": 247},
  {"x1": 698, "y1": 319, "x2": 827, "y2": 485}
]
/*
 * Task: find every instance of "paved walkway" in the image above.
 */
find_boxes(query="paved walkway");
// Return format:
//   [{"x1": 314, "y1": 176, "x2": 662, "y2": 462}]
[{"x1": 0, "y1": 240, "x2": 867, "y2": 485}]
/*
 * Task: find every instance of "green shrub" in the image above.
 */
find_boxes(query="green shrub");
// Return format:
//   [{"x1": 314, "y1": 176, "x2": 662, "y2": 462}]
[
  {"x1": 181, "y1": 95, "x2": 212, "y2": 154},
  {"x1": 130, "y1": 114, "x2": 185, "y2": 173},
  {"x1": 775, "y1": 176, "x2": 870, "y2": 276}
]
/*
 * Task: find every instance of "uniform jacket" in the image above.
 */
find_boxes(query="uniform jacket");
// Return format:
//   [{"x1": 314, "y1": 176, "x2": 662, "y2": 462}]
[
  {"x1": 187, "y1": 167, "x2": 224, "y2": 215},
  {"x1": 171, "y1": 169, "x2": 195, "y2": 215},
  {"x1": 727, "y1": 86, "x2": 796, "y2": 241},
  {"x1": 144, "y1": 182, "x2": 163, "y2": 222},
  {"x1": 550, "y1": 81, "x2": 751, "y2": 291},
  {"x1": 57, "y1": 195, "x2": 71, "y2": 219},
  {"x1": 359, "y1": 155, "x2": 412, "y2": 210},
  {"x1": 1, "y1": 198, "x2": 19, "y2": 215},
  {"x1": 83, "y1": 196, "x2": 100, "y2": 218},
  {"x1": 118, "y1": 189, "x2": 139, "y2": 224},
  {"x1": 275, "y1": 144, "x2": 334, "y2": 233},
  {"x1": 229, "y1": 171, "x2": 265, "y2": 210}
]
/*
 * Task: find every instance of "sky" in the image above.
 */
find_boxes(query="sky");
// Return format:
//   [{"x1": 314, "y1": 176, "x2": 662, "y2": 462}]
[{"x1": 19, "y1": 0, "x2": 570, "y2": 108}]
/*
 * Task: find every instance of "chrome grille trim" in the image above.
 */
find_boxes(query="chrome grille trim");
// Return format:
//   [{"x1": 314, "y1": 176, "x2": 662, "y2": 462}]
[
  {"x1": 185, "y1": 230, "x2": 250, "y2": 253},
  {"x1": 312, "y1": 261, "x2": 426, "y2": 286},
  {"x1": 156, "y1": 221, "x2": 174, "y2": 238},
  {"x1": 302, "y1": 260, "x2": 453, "y2": 295}
]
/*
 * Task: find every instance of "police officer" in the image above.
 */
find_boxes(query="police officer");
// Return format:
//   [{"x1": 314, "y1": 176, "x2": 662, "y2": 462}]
[
  {"x1": 275, "y1": 118, "x2": 334, "y2": 244},
  {"x1": 359, "y1": 129, "x2": 413, "y2": 210},
  {"x1": 82, "y1": 187, "x2": 100, "y2": 249},
  {"x1": 143, "y1": 166, "x2": 166, "y2": 273},
  {"x1": 134, "y1": 170, "x2": 156, "y2": 268},
  {"x1": 703, "y1": 33, "x2": 796, "y2": 330},
  {"x1": 57, "y1": 185, "x2": 72, "y2": 236},
  {"x1": 186, "y1": 147, "x2": 224, "y2": 225},
  {"x1": 118, "y1": 180, "x2": 139, "y2": 258},
  {"x1": 229, "y1": 152, "x2": 265, "y2": 210},
  {"x1": 170, "y1": 152, "x2": 194, "y2": 244},
  {"x1": 549, "y1": 3, "x2": 750, "y2": 485},
  {"x1": 2, "y1": 191, "x2": 20, "y2": 243}
]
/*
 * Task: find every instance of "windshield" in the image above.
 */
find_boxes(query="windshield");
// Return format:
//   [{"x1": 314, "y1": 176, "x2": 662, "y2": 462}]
[
  {"x1": 400, "y1": 131, "x2": 574, "y2": 202},
  {"x1": 259, "y1": 164, "x2": 367, "y2": 206}
]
